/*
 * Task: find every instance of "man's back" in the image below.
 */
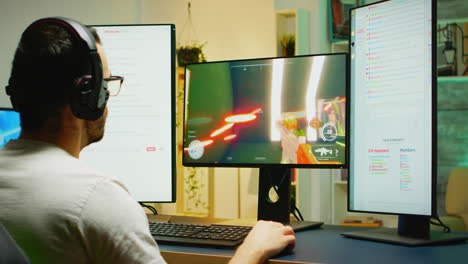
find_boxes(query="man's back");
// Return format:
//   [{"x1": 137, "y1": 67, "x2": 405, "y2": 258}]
[{"x1": 0, "y1": 139, "x2": 165, "y2": 264}]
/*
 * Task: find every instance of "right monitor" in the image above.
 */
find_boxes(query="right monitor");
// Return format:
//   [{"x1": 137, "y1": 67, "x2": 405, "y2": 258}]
[
  {"x1": 349, "y1": 0, "x2": 434, "y2": 216},
  {"x1": 345, "y1": 0, "x2": 468, "y2": 245}
]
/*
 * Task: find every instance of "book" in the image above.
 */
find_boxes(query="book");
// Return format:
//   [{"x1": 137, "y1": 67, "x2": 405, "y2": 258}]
[
  {"x1": 342, "y1": 216, "x2": 376, "y2": 224},
  {"x1": 341, "y1": 222, "x2": 382, "y2": 227}
]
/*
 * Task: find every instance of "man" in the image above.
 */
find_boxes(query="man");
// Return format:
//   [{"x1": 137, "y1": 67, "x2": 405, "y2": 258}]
[{"x1": 0, "y1": 17, "x2": 295, "y2": 263}]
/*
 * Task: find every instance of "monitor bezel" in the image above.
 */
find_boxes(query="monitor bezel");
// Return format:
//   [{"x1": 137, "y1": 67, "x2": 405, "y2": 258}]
[
  {"x1": 90, "y1": 24, "x2": 177, "y2": 203},
  {"x1": 182, "y1": 52, "x2": 349, "y2": 169},
  {"x1": 346, "y1": 0, "x2": 437, "y2": 217},
  {"x1": 0, "y1": 107, "x2": 15, "y2": 111}
]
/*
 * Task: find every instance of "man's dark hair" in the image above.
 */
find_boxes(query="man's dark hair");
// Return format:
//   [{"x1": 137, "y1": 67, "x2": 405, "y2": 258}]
[{"x1": 7, "y1": 21, "x2": 101, "y2": 130}]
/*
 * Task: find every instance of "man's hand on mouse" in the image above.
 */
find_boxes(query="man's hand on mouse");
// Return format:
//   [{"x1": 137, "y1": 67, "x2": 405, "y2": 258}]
[{"x1": 229, "y1": 220, "x2": 296, "y2": 264}]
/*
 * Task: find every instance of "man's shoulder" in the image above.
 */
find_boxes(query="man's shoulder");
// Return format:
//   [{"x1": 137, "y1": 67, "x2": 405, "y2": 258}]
[{"x1": 0, "y1": 139, "x2": 132, "y2": 224}]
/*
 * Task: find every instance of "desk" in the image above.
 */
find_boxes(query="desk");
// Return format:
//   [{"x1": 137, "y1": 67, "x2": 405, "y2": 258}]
[{"x1": 152, "y1": 216, "x2": 468, "y2": 264}]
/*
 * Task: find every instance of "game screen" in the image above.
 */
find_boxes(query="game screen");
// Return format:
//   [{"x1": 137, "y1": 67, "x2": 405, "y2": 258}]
[
  {"x1": 183, "y1": 54, "x2": 347, "y2": 166},
  {"x1": 0, "y1": 109, "x2": 21, "y2": 148}
]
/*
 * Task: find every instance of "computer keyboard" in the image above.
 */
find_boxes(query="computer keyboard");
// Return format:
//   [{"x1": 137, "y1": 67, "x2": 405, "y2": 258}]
[{"x1": 149, "y1": 222, "x2": 252, "y2": 247}]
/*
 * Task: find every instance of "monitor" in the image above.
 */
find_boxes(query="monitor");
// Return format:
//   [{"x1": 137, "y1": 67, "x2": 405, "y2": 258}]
[
  {"x1": 344, "y1": 0, "x2": 468, "y2": 245},
  {"x1": 0, "y1": 108, "x2": 21, "y2": 148},
  {"x1": 80, "y1": 24, "x2": 176, "y2": 203},
  {"x1": 183, "y1": 53, "x2": 348, "y2": 229},
  {"x1": 183, "y1": 54, "x2": 347, "y2": 167}
]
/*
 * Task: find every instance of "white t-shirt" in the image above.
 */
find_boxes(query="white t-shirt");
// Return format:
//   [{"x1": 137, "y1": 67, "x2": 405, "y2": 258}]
[{"x1": 0, "y1": 139, "x2": 166, "y2": 264}]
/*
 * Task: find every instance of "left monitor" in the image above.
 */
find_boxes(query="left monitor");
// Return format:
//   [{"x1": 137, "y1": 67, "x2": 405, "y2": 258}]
[
  {"x1": 80, "y1": 24, "x2": 176, "y2": 202},
  {"x1": 0, "y1": 108, "x2": 21, "y2": 148}
]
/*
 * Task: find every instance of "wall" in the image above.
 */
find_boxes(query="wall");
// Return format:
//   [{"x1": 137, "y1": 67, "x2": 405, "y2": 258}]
[
  {"x1": 0, "y1": 0, "x2": 276, "y2": 107},
  {"x1": 0, "y1": 0, "x2": 276, "y2": 218},
  {"x1": 437, "y1": 79, "x2": 468, "y2": 214},
  {"x1": 275, "y1": 0, "x2": 330, "y2": 54},
  {"x1": 0, "y1": 0, "x2": 138, "y2": 107},
  {"x1": 274, "y1": 0, "x2": 334, "y2": 223}
]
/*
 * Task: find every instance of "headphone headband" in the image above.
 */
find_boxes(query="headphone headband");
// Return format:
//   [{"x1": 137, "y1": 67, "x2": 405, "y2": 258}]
[
  {"x1": 30, "y1": 17, "x2": 98, "y2": 52},
  {"x1": 6, "y1": 17, "x2": 108, "y2": 121}
]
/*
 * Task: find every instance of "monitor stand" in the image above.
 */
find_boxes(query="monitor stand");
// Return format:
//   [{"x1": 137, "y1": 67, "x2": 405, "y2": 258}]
[
  {"x1": 341, "y1": 215, "x2": 468, "y2": 246},
  {"x1": 257, "y1": 167, "x2": 323, "y2": 232}
]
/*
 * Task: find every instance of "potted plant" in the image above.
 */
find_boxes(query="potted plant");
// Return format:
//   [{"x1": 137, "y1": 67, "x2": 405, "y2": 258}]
[
  {"x1": 176, "y1": 42, "x2": 207, "y2": 67},
  {"x1": 280, "y1": 34, "x2": 295, "y2": 57}
]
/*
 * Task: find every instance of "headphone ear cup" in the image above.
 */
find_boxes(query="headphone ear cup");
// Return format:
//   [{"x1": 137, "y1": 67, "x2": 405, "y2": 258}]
[
  {"x1": 71, "y1": 75, "x2": 93, "y2": 120},
  {"x1": 5, "y1": 84, "x2": 20, "y2": 112},
  {"x1": 70, "y1": 75, "x2": 108, "y2": 121}
]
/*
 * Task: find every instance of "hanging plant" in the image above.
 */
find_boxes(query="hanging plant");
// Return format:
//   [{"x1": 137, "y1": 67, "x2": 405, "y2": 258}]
[
  {"x1": 177, "y1": 2, "x2": 207, "y2": 67},
  {"x1": 177, "y1": 42, "x2": 207, "y2": 67}
]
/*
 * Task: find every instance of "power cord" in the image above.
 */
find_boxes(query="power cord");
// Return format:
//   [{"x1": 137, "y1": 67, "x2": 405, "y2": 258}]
[
  {"x1": 139, "y1": 202, "x2": 158, "y2": 215},
  {"x1": 291, "y1": 203, "x2": 304, "y2": 221},
  {"x1": 291, "y1": 207, "x2": 301, "y2": 221},
  {"x1": 430, "y1": 216, "x2": 451, "y2": 233}
]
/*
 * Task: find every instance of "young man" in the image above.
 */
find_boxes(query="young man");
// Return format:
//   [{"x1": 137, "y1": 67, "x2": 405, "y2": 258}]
[{"x1": 0, "y1": 17, "x2": 295, "y2": 263}]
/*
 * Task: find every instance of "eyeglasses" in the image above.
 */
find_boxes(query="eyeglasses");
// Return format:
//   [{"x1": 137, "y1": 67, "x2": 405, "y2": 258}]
[{"x1": 104, "y1": 76, "x2": 124, "y2": 96}]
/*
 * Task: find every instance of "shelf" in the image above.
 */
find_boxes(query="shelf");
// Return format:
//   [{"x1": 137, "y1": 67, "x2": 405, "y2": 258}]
[
  {"x1": 331, "y1": 41, "x2": 349, "y2": 53},
  {"x1": 438, "y1": 18, "x2": 468, "y2": 25},
  {"x1": 333, "y1": 180, "x2": 348, "y2": 185},
  {"x1": 341, "y1": 222, "x2": 382, "y2": 227},
  {"x1": 275, "y1": 8, "x2": 309, "y2": 56},
  {"x1": 437, "y1": 76, "x2": 468, "y2": 83}
]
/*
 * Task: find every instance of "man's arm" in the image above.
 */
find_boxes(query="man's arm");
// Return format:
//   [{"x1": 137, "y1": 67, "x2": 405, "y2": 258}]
[{"x1": 229, "y1": 221, "x2": 296, "y2": 264}]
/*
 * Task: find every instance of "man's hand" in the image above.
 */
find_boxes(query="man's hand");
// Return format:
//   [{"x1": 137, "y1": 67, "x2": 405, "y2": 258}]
[{"x1": 229, "y1": 221, "x2": 296, "y2": 264}]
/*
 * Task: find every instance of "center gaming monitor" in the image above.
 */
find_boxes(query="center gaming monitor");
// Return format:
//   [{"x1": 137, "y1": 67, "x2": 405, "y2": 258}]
[
  {"x1": 183, "y1": 53, "x2": 348, "y2": 226},
  {"x1": 343, "y1": 0, "x2": 468, "y2": 245},
  {"x1": 183, "y1": 54, "x2": 347, "y2": 167},
  {"x1": 80, "y1": 24, "x2": 176, "y2": 203}
]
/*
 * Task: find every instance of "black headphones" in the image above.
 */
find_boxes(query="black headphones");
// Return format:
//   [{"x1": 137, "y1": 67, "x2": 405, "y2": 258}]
[{"x1": 5, "y1": 16, "x2": 109, "y2": 121}]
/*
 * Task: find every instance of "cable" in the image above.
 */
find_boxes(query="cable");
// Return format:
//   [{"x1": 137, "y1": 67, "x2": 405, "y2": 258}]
[
  {"x1": 177, "y1": 2, "x2": 200, "y2": 45},
  {"x1": 430, "y1": 216, "x2": 451, "y2": 233},
  {"x1": 294, "y1": 205, "x2": 305, "y2": 221},
  {"x1": 291, "y1": 207, "x2": 301, "y2": 221},
  {"x1": 290, "y1": 204, "x2": 304, "y2": 221},
  {"x1": 269, "y1": 168, "x2": 290, "y2": 191},
  {"x1": 139, "y1": 203, "x2": 158, "y2": 215}
]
